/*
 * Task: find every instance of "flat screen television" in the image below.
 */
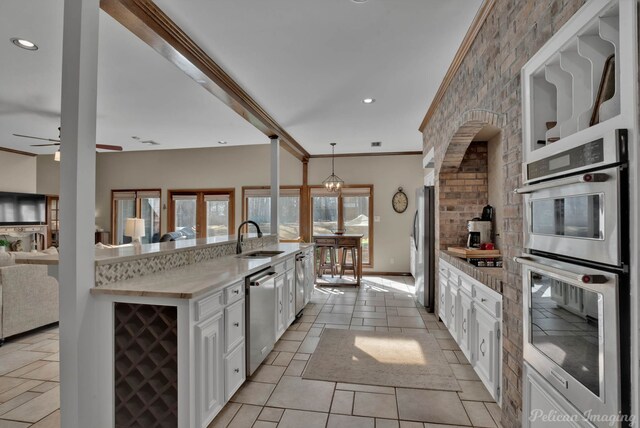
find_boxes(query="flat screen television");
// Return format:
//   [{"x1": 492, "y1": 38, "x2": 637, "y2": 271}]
[{"x1": 0, "y1": 192, "x2": 47, "y2": 225}]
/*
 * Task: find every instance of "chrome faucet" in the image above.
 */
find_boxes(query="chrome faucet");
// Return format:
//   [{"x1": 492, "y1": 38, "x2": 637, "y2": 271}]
[{"x1": 236, "y1": 221, "x2": 263, "y2": 254}]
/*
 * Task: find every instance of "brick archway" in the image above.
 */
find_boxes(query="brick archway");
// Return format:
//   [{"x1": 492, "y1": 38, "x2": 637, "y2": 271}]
[{"x1": 440, "y1": 109, "x2": 504, "y2": 172}]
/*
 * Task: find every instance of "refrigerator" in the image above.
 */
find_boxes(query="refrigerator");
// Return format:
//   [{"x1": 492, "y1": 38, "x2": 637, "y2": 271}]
[{"x1": 411, "y1": 186, "x2": 435, "y2": 312}]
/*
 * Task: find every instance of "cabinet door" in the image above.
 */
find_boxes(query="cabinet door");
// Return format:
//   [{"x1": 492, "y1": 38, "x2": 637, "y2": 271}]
[
  {"x1": 473, "y1": 305, "x2": 500, "y2": 400},
  {"x1": 286, "y1": 269, "x2": 296, "y2": 325},
  {"x1": 459, "y1": 291, "x2": 474, "y2": 363},
  {"x1": 438, "y1": 276, "x2": 448, "y2": 326},
  {"x1": 194, "y1": 312, "x2": 224, "y2": 428},
  {"x1": 275, "y1": 274, "x2": 286, "y2": 340},
  {"x1": 448, "y1": 283, "x2": 459, "y2": 340}
]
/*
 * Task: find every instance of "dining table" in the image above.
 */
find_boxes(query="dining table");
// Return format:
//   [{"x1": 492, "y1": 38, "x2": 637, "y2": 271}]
[{"x1": 312, "y1": 233, "x2": 363, "y2": 286}]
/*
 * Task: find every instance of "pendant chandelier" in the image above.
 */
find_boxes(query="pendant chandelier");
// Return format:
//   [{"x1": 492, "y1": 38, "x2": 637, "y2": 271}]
[{"x1": 323, "y1": 143, "x2": 344, "y2": 192}]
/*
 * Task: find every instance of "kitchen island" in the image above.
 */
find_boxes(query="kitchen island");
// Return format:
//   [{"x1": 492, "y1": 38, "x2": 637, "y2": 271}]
[{"x1": 26, "y1": 234, "x2": 313, "y2": 428}]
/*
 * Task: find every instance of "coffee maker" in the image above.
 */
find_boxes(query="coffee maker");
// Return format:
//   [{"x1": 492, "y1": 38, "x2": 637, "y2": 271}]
[{"x1": 467, "y1": 219, "x2": 492, "y2": 249}]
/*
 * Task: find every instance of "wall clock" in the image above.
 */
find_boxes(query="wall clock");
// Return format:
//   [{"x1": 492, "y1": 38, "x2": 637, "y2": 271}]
[{"x1": 392, "y1": 187, "x2": 408, "y2": 213}]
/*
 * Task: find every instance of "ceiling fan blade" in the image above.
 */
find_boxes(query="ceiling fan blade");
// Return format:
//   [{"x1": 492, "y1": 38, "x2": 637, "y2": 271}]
[
  {"x1": 96, "y1": 144, "x2": 123, "y2": 151},
  {"x1": 13, "y1": 133, "x2": 61, "y2": 143},
  {"x1": 30, "y1": 143, "x2": 61, "y2": 147}
]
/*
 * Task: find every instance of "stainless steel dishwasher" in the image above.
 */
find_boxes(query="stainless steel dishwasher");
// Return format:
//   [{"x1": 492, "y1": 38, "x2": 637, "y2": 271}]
[{"x1": 245, "y1": 268, "x2": 277, "y2": 376}]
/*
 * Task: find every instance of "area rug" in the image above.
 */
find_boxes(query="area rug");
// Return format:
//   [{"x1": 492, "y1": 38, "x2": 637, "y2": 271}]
[{"x1": 303, "y1": 329, "x2": 461, "y2": 391}]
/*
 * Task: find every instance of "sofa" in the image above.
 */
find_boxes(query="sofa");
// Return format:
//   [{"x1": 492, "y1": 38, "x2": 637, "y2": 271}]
[{"x1": 0, "y1": 254, "x2": 59, "y2": 342}]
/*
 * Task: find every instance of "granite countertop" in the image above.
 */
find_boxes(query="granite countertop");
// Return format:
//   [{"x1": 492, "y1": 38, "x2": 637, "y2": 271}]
[
  {"x1": 90, "y1": 242, "x2": 313, "y2": 299},
  {"x1": 14, "y1": 233, "x2": 268, "y2": 266},
  {"x1": 439, "y1": 250, "x2": 505, "y2": 294}
]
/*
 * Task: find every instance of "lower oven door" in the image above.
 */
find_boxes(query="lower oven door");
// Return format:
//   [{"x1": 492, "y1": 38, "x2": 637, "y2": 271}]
[
  {"x1": 520, "y1": 165, "x2": 622, "y2": 267},
  {"x1": 518, "y1": 254, "x2": 620, "y2": 425}
]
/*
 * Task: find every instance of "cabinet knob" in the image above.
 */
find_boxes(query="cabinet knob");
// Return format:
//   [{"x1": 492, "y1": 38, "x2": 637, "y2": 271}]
[
  {"x1": 234, "y1": 368, "x2": 240, "y2": 373},
  {"x1": 233, "y1": 289, "x2": 240, "y2": 294},
  {"x1": 233, "y1": 322, "x2": 240, "y2": 327},
  {"x1": 481, "y1": 298, "x2": 487, "y2": 303}
]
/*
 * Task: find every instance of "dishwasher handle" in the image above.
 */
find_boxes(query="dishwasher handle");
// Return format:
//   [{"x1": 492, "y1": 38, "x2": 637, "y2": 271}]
[{"x1": 250, "y1": 271, "x2": 277, "y2": 286}]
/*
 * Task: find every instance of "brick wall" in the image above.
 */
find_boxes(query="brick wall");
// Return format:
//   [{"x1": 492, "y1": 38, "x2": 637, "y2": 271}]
[
  {"x1": 438, "y1": 142, "x2": 488, "y2": 249},
  {"x1": 421, "y1": 1, "x2": 586, "y2": 426}
]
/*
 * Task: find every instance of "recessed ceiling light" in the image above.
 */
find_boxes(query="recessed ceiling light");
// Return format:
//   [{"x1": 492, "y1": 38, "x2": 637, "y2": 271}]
[
  {"x1": 351, "y1": 0, "x2": 369, "y2": 3},
  {"x1": 218, "y1": 140, "x2": 228, "y2": 145},
  {"x1": 10, "y1": 38, "x2": 38, "y2": 51},
  {"x1": 362, "y1": 98, "x2": 375, "y2": 104}
]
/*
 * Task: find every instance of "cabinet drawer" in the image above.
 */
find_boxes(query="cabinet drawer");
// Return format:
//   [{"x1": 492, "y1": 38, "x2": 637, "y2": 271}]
[
  {"x1": 315, "y1": 238, "x2": 336, "y2": 246},
  {"x1": 337, "y1": 237, "x2": 358, "y2": 247},
  {"x1": 473, "y1": 283, "x2": 501, "y2": 318},
  {"x1": 459, "y1": 276, "x2": 474, "y2": 296},
  {"x1": 224, "y1": 343, "x2": 245, "y2": 401},
  {"x1": 225, "y1": 281, "x2": 244, "y2": 305},
  {"x1": 225, "y1": 299, "x2": 245, "y2": 352},
  {"x1": 195, "y1": 291, "x2": 224, "y2": 322}
]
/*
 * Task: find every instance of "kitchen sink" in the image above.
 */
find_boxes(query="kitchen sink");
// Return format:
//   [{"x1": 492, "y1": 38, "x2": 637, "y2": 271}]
[{"x1": 237, "y1": 250, "x2": 284, "y2": 259}]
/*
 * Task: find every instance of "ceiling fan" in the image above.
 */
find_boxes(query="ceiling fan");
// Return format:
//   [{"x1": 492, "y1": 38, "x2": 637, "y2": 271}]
[{"x1": 12, "y1": 127, "x2": 123, "y2": 151}]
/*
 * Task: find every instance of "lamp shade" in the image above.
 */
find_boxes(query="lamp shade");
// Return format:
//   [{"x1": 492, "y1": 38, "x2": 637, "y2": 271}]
[{"x1": 124, "y1": 218, "x2": 145, "y2": 239}]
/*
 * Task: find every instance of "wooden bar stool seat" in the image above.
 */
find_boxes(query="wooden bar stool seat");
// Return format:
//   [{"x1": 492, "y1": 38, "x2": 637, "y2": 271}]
[
  {"x1": 340, "y1": 246, "x2": 357, "y2": 278},
  {"x1": 316, "y1": 244, "x2": 337, "y2": 277}
]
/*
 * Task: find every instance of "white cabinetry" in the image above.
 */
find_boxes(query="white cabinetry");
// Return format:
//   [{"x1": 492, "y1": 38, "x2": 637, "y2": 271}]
[
  {"x1": 275, "y1": 273, "x2": 286, "y2": 340},
  {"x1": 193, "y1": 279, "x2": 247, "y2": 428},
  {"x1": 473, "y1": 304, "x2": 501, "y2": 398},
  {"x1": 459, "y1": 289, "x2": 473, "y2": 361},
  {"x1": 194, "y1": 312, "x2": 224, "y2": 428},
  {"x1": 286, "y1": 269, "x2": 296, "y2": 325},
  {"x1": 438, "y1": 259, "x2": 502, "y2": 402}
]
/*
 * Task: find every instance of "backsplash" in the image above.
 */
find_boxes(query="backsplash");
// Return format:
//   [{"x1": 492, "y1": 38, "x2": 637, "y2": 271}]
[{"x1": 95, "y1": 235, "x2": 278, "y2": 286}]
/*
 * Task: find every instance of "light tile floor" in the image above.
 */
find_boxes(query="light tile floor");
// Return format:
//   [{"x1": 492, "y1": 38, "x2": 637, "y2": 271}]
[
  {"x1": 215, "y1": 276, "x2": 502, "y2": 428},
  {"x1": 0, "y1": 325, "x2": 60, "y2": 427},
  {"x1": 0, "y1": 276, "x2": 501, "y2": 428}
]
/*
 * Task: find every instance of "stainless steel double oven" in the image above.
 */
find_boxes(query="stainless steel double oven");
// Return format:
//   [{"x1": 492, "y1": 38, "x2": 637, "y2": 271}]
[{"x1": 516, "y1": 129, "x2": 630, "y2": 425}]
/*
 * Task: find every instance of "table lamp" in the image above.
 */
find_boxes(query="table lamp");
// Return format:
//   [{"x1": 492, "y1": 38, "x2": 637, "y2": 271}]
[{"x1": 124, "y1": 218, "x2": 145, "y2": 245}]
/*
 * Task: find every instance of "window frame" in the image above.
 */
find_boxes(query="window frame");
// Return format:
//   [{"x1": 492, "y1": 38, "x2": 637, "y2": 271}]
[
  {"x1": 168, "y1": 188, "x2": 235, "y2": 239},
  {"x1": 111, "y1": 189, "x2": 162, "y2": 245},
  {"x1": 309, "y1": 184, "x2": 374, "y2": 268},
  {"x1": 242, "y1": 186, "x2": 302, "y2": 242}
]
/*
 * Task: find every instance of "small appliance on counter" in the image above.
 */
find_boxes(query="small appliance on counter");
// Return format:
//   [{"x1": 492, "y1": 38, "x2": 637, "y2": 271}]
[{"x1": 466, "y1": 218, "x2": 492, "y2": 249}]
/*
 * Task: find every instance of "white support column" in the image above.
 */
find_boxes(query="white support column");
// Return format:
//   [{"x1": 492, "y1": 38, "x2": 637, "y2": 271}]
[
  {"x1": 59, "y1": 0, "x2": 100, "y2": 427},
  {"x1": 270, "y1": 137, "x2": 280, "y2": 240}
]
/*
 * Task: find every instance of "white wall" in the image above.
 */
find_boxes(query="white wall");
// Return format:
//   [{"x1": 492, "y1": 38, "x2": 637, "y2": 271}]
[
  {"x1": 487, "y1": 133, "x2": 504, "y2": 249},
  {"x1": 34, "y1": 146, "x2": 423, "y2": 272},
  {"x1": 36, "y1": 155, "x2": 61, "y2": 195},
  {"x1": 308, "y1": 155, "x2": 423, "y2": 273},
  {"x1": 94, "y1": 144, "x2": 301, "y2": 234},
  {"x1": 0, "y1": 151, "x2": 37, "y2": 193}
]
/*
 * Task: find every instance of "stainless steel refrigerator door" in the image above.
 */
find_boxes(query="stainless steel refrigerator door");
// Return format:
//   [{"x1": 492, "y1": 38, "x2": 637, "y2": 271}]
[{"x1": 414, "y1": 188, "x2": 425, "y2": 306}]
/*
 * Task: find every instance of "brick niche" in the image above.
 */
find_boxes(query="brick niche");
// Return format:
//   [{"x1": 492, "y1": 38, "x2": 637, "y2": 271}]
[
  {"x1": 438, "y1": 141, "x2": 489, "y2": 249},
  {"x1": 421, "y1": 1, "x2": 587, "y2": 426}
]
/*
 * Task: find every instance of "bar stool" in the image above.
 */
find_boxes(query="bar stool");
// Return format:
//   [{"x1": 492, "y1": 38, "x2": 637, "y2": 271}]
[
  {"x1": 316, "y1": 244, "x2": 337, "y2": 277},
  {"x1": 340, "y1": 246, "x2": 357, "y2": 279}
]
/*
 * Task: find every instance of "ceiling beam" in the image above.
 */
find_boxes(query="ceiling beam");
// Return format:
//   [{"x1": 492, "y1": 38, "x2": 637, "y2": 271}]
[
  {"x1": 100, "y1": 0, "x2": 310, "y2": 161},
  {"x1": 418, "y1": 0, "x2": 496, "y2": 132},
  {"x1": 309, "y1": 150, "x2": 422, "y2": 159}
]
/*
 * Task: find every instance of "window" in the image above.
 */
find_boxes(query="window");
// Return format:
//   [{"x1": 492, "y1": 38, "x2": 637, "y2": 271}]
[
  {"x1": 112, "y1": 190, "x2": 161, "y2": 245},
  {"x1": 243, "y1": 187, "x2": 301, "y2": 241},
  {"x1": 169, "y1": 189, "x2": 235, "y2": 239},
  {"x1": 311, "y1": 186, "x2": 373, "y2": 266}
]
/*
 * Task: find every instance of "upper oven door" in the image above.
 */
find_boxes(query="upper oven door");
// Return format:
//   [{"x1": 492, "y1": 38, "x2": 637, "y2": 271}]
[{"x1": 520, "y1": 165, "x2": 622, "y2": 267}]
